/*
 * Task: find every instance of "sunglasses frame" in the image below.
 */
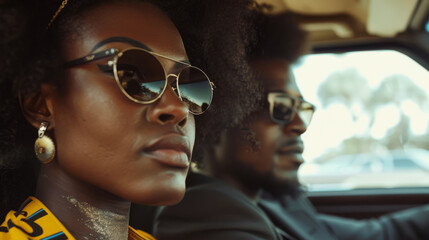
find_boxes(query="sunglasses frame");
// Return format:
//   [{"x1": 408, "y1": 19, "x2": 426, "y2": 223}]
[
  {"x1": 267, "y1": 92, "x2": 315, "y2": 125},
  {"x1": 64, "y1": 47, "x2": 214, "y2": 115}
]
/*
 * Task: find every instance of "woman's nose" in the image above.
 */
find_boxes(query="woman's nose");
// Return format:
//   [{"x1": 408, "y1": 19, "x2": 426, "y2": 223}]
[{"x1": 147, "y1": 85, "x2": 189, "y2": 127}]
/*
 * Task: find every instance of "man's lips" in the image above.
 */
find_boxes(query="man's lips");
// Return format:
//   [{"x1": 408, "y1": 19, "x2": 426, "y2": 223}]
[
  {"x1": 143, "y1": 134, "x2": 191, "y2": 168},
  {"x1": 277, "y1": 139, "x2": 304, "y2": 155}
]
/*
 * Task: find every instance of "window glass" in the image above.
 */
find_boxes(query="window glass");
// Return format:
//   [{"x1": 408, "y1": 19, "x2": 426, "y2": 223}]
[{"x1": 293, "y1": 50, "x2": 429, "y2": 191}]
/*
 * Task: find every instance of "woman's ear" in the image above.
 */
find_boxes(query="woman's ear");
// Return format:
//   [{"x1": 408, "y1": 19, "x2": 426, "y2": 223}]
[{"x1": 19, "y1": 84, "x2": 55, "y2": 129}]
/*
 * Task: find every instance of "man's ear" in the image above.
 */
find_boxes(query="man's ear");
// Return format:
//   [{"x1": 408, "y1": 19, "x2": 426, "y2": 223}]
[{"x1": 19, "y1": 84, "x2": 55, "y2": 129}]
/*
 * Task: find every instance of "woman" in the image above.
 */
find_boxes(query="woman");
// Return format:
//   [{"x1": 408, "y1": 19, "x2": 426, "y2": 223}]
[{"x1": 0, "y1": 0, "x2": 213, "y2": 239}]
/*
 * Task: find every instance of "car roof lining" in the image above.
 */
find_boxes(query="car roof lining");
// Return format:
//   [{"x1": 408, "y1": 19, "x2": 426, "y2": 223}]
[{"x1": 255, "y1": 0, "x2": 429, "y2": 42}]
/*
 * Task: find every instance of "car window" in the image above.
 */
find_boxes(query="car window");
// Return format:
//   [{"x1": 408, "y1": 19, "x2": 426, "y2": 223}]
[
  {"x1": 294, "y1": 49, "x2": 429, "y2": 191},
  {"x1": 393, "y1": 158, "x2": 420, "y2": 169}
]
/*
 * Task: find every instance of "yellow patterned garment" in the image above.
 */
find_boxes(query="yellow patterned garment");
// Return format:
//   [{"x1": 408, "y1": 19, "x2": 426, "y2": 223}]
[{"x1": 0, "y1": 197, "x2": 156, "y2": 240}]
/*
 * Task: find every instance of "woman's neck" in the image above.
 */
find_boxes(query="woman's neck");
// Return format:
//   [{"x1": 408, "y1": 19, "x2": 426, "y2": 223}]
[{"x1": 36, "y1": 162, "x2": 131, "y2": 239}]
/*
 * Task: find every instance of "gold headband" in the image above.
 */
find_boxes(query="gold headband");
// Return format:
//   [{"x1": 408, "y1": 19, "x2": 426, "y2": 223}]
[{"x1": 46, "y1": 0, "x2": 69, "y2": 30}]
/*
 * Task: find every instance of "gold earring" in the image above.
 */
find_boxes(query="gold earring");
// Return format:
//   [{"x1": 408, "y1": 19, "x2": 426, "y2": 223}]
[{"x1": 34, "y1": 122, "x2": 55, "y2": 164}]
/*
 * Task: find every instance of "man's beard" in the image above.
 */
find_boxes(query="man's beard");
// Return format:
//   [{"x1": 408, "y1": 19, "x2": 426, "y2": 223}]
[
  {"x1": 226, "y1": 158, "x2": 303, "y2": 199},
  {"x1": 261, "y1": 172, "x2": 303, "y2": 199}
]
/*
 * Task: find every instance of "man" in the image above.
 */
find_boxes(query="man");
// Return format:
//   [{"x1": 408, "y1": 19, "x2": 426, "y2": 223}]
[{"x1": 153, "y1": 11, "x2": 429, "y2": 240}]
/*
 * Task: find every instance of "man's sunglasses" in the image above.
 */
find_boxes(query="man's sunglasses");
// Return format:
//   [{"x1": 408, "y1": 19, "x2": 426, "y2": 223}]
[
  {"x1": 267, "y1": 92, "x2": 315, "y2": 126},
  {"x1": 64, "y1": 47, "x2": 214, "y2": 115}
]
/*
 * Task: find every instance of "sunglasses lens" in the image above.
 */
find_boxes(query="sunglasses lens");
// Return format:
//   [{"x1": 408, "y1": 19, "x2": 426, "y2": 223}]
[
  {"x1": 178, "y1": 66, "x2": 213, "y2": 114},
  {"x1": 114, "y1": 49, "x2": 212, "y2": 114},
  {"x1": 272, "y1": 96, "x2": 294, "y2": 123},
  {"x1": 298, "y1": 102, "x2": 315, "y2": 126},
  {"x1": 270, "y1": 94, "x2": 315, "y2": 125},
  {"x1": 115, "y1": 49, "x2": 165, "y2": 102}
]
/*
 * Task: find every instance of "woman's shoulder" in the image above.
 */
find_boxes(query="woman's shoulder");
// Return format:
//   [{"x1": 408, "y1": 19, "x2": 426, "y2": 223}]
[
  {"x1": 129, "y1": 226, "x2": 157, "y2": 240},
  {"x1": 0, "y1": 196, "x2": 75, "y2": 239},
  {"x1": 0, "y1": 197, "x2": 157, "y2": 240}
]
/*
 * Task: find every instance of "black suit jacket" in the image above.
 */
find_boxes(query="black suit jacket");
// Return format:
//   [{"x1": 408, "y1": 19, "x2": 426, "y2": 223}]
[
  {"x1": 259, "y1": 193, "x2": 335, "y2": 239},
  {"x1": 154, "y1": 173, "x2": 429, "y2": 239},
  {"x1": 154, "y1": 175, "x2": 288, "y2": 240},
  {"x1": 260, "y1": 191, "x2": 429, "y2": 240}
]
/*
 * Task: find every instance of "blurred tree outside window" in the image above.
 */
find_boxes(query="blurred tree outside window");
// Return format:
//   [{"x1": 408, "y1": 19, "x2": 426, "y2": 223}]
[{"x1": 293, "y1": 50, "x2": 429, "y2": 191}]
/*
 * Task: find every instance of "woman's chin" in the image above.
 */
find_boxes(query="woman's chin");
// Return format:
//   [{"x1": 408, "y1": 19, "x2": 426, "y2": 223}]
[
  {"x1": 133, "y1": 190, "x2": 185, "y2": 206},
  {"x1": 128, "y1": 181, "x2": 186, "y2": 206},
  {"x1": 153, "y1": 189, "x2": 186, "y2": 206}
]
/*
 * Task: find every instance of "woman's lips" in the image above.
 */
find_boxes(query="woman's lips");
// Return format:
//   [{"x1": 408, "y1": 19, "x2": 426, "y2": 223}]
[
  {"x1": 143, "y1": 134, "x2": 191, "y2": 168},
  {"x1": 146, "y1": 149, "x2": 189, "y2": 168}
]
